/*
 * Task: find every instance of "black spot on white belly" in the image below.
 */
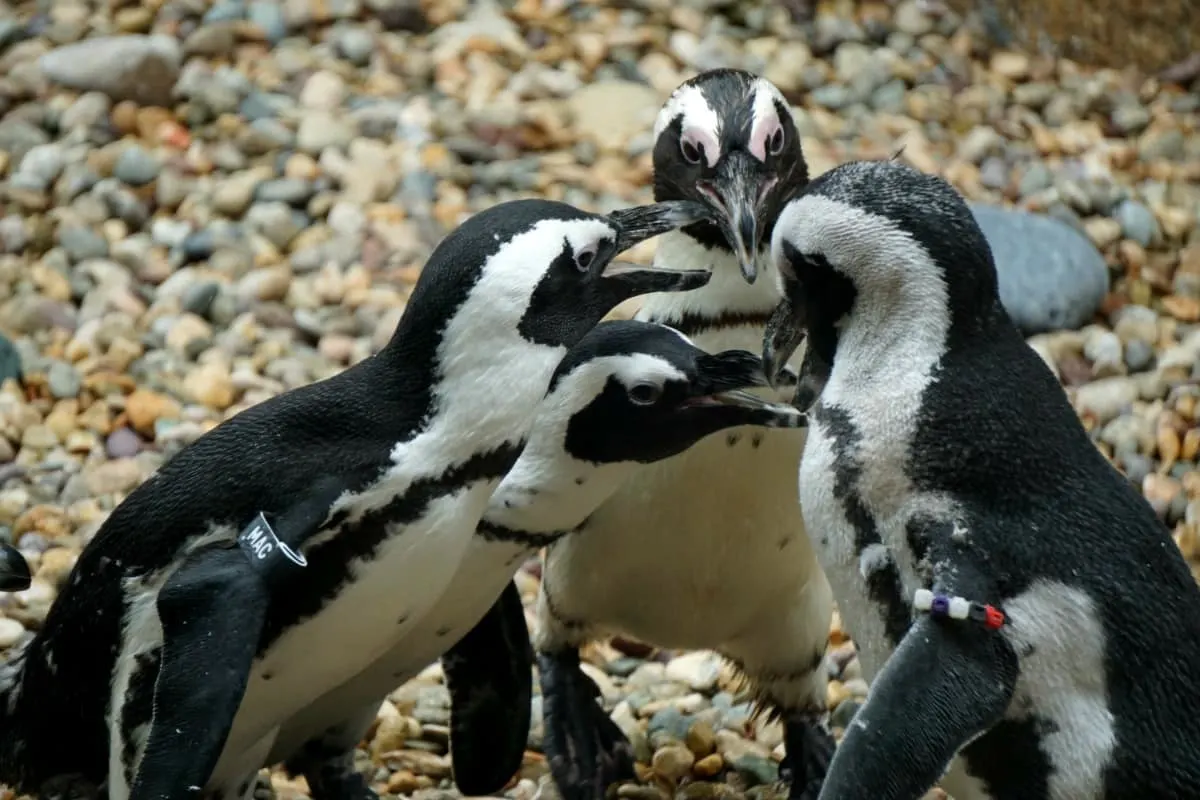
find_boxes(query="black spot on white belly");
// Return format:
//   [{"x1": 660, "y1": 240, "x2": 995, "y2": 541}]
[
  {"x1": 816, "y1": 404, "x2": 910, "y2": 646},
  {"x1": 436, "y1": 626, "x2": 452, "y2": 637},
  {"x1": 727, "y1": 433, "x2": 740, "y2": 446},
  {"x1": 751, "y1": 433, "x2": 763, "y2": 448},
  {"x1": 397, "y1": 613, "x2": 410, "y2": 625},
  {"x1": 574, "y1": 477, "x2": 585, "y2": 485}
]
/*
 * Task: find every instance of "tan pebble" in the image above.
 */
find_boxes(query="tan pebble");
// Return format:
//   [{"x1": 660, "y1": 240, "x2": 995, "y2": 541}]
[
  {"x1": 85, "y1": 459, "x2": 144, "y2": 497},
  {"x1": 20, "y1": 424, "x2": 58, "y2": 450},
  {"x1": 692, "y1": 753, "x2": 724, "y2": 778},
  {"x1": 684, "y1": 719, "x2": 716, "y2": 758},
  {"x1": 0, "y1": 437, "x2": 14, "y2": 463},
  {"x1": 184, "y1": 364, "x2": 236, "y2": 410},
  {"x1": 617, "y1": 785, "x2": 665, "y2": 800},
  {"x1": 826, "y1": 680, "x2": 850, "y2": 708},
  {"x1": 106, "y1": 337, "x2": 146, "y2": 372},
  {"x1": 990, "y1": 50, "x2": 1030, "y2": 80},
  {"x1": 318, "y1": 334, "x2": 356, "y2": 364},
  {"x1": 237, "y1": 266, "x2": 292, "y2": 303},
  {"x1": 125, "y1": 389, "x2": 182, "y2": 437},
  {"x1": 1158, "y1": 425, "x2": 1182, "y2": 470},
  {"x1": 0, "y1": 617, "x2": 25, "y2": 649},
  {"x1": 1162, "y1": 296, "x2": 1200, "y2": 323},
  {"x1": 37, "y1": 547, "x2": 78, "y2": 587},
  {"x1": 382, "y1": 750, "x2": 450, "y2": 779},
  {"x1": 44, "y1": 400, "x2": 78, "y2": 442},
  {"x1": 1116, "y1": 240, "x2": 1146, "y2": 273},
  {"x1": 1084, "y1": 218, "x2": 1122, "y2": 250},
  {"x1": 136, "y1": 107, "x2": 173, "y2": 143},
  {"x1": 165, "y1": 313, "x2": 213, "y2": 355},
  {"x1": 14, "y1": 504, "x2": 72, "y2": 540},
  {"x1": 844, "y1": 677, "x2": 870, "y2": 698},
  {"x1": 76, "y1": 401, "x2": 114, "y2": 436},
  {"x1": 284, "y1": 153, "x2": 320, "y2": 180},
  {"x1": 1144, "y1": 473, "x2": 1183, "y2": 507},
  {"x1": 110, "y1": 101, "x2": 140, "y2": 135},
  {"x1": 1157, "y1": 206, "x2": 1194, "y2": 240},
  {"x1": 1182, "y1": 428, "x2": 1200, "y2": 462},
  {"x1": 64, "y1": 430, "x2": 98, "y2": 454},
  {"x1": 652, "y1": 744, "x2": 695, "y2": 783},
  {"x1": 384, "y1": 770, "x2": 420, "y2": 795},
  {"x1": 31, "y1": 261, "x2": 72, "y2": 302},
  {"x1": 370, "y1": 714, "x2": 409, "y2": 758}
]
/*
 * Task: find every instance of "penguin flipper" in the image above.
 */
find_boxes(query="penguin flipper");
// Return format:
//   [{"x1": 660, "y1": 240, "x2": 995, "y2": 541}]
[
  {"x1": 443, "y1": 580, "x2": 533, "y2": 796},
  {"x1": 130, "y1": 545, "x2": 268, "y2": 800},
  {"x1": 817, "y1": 615, "x2": 1018, "y2": 800}
]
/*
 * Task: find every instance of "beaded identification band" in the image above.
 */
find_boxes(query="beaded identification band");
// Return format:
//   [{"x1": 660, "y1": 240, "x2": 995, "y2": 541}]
[{"x1": 913, "y1": 588, "x2": 1006, "y2": 631}]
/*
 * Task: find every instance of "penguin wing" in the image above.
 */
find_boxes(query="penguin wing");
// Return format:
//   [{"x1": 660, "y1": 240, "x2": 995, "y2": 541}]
[{"x1": 442, "y1": 580, "x2": 534, "y2": 795}]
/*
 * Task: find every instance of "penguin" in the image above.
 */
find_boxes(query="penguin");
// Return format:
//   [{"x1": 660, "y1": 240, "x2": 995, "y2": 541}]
[
  {"x1": 482, "y1": 68, "x2": 837, "y2": 800},
  {"x1": 252, "y1": 320, "x2": 806, "y2": 799},
  {"x1": 760, "y1": 158, "x2": 1200, "y2": 800},
  {"x1": 295, "y1": 319, "x2": 805, "y2": 797},
  {"x1": 0, "y1": 196, "x2": 712, "y2": 800}
]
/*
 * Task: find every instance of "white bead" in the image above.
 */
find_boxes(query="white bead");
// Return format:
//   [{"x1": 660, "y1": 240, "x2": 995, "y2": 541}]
[
  {"x1": 949, "y1": 597, "x2": 971, "y2": 620},
  {"x1": 913, "y1": 588, "x2": 933, "y2": 611}
]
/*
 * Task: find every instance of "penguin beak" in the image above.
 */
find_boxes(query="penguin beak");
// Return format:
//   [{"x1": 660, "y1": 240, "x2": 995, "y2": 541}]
[
  {"x1": 682, "y1": 350, "x2": 805, "y2": 428},
  {"x1": 762, "y1": 297, "x2": 807, "y2": 391},
  {"x1": 597, "y1": 200, "x2": 715, "y2": 299},
  {"x1": 0, "y1": 544, "x2": 32, "y2": 592},
  {"x1": 697, "y1": 152, "x2": 776, "y2": 285}
]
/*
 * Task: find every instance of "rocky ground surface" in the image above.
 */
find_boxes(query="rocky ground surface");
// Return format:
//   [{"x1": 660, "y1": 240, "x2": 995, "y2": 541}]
[{"x1": 1, "y1": 0, "x2": 1199, "y2": 798}]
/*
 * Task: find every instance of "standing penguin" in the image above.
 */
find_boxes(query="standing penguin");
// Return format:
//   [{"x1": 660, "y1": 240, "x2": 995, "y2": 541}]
[
  {"x1": 0, "y1": 197, "x2": 711, "y2": 800},
  {"x1": 762, "y1": 158, "x2": 1200, "y2": 800},
  {"x1": 278, "y1": 320, "x2": 807, "y2": 797},
  {"x1": 470, "y1": 69, "x2": 835, "y2": 800}
]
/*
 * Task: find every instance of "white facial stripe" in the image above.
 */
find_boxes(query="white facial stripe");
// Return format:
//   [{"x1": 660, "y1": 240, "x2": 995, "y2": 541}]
[
  {"x1": 748, "y1": 79, "x2": 785, "y2": 162},
  {"x1": 772, "y1": 194, "x2": 940, "y2": 297},
  {"x1": 654, "y1": 84, "x2": 722, "y2": 167},
  {"x1": 608, "y1": 352, "x2": 687, "y2": 393}
]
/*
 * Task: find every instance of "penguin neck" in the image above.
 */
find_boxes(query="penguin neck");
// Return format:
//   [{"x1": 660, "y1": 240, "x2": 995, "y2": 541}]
[
  {"x1": 636, "y1": 231, "x2": 780, "y2": 342},
  {"x1": 378, "y1": 300, "x2": 566, "y2": 484},
  {"x1": 484, "y1": 452, "x2": 632, "y2": 536}
]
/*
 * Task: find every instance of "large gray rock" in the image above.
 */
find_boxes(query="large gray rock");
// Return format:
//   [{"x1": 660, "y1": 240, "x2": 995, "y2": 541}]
[
  {"x1": 969, "y1": 202, "x2": 1110, "y2": 334},
  {"x1": 40, "y1": 35, "x2": 182, "y2": 106}
]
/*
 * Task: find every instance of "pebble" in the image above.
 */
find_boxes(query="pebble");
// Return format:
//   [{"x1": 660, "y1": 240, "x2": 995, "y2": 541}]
[
  {"x1": 969, "y1": 203, "x2": 1109, "y2": 334},
  {"x1": 1113, "y1": 200, "x2": 1160, "y2": 248},
  {"x1": 40, "y1": 35, "x2": 182, "y2": 106},
  {"x1": 113, "y1": 146, "x2": 162, "y2": 187}
]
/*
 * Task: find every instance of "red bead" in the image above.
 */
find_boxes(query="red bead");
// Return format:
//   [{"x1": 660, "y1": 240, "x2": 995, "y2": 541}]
[{"x1": 984, "y1": 606, "x2": 1005, "y2": 630}]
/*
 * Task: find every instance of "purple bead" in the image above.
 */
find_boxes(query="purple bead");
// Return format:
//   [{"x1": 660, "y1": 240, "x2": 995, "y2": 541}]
[{"x1": 931, "y1": 594, "x2": 950, "y2": 615}]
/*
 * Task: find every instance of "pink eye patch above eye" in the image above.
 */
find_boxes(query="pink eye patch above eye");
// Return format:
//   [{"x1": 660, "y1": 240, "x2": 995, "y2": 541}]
[
  {"x1": 749, "y1": 114, "x2": 782, "y2": 163},
  {"x1": 680, "y1": 127, "x2": 721, "y2": 168}
]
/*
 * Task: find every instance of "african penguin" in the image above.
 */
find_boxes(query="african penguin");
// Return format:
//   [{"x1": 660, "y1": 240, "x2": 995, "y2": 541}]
[
  {"x1": 275, "y1": 319, "x2": 805, "y2": 797},
  {"x1": 509, "y1": 69, "x2": 836, "y2": 800},
  {"x1": 762, "y1": 158, "x2": 1200, "y2": 800},
  {"x1": 0, "y1": 197, "x2": 711, "y2": 800}
]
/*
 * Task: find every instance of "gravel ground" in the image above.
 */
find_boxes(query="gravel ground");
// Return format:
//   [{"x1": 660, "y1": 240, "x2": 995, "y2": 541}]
[{"x1": 1, "y1": 0, "x2": 1198, "y2": 798}]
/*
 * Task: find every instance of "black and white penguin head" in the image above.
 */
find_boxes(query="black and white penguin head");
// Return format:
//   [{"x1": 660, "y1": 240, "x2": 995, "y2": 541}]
[
  {"x1": 761, "y1": 159, "x2": 1005, "y2": 391},
  {"x1": 652, "y1": 69, "x2": 809, "y2": 284},
  {"x1": 534, "y1": 320, "x2": 803, "y2": 467},
  {"x1": 396, "y1": 197, "x2": 715, "y2": 355}
]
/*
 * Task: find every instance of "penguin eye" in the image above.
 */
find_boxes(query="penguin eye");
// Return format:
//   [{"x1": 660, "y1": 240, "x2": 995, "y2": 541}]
[
  {"x1": 768, "y1": 126, "x2": 785, "y2": 156},
  {"x1": 575, "y1": 244, "x2": 598, "y2": 272},
  {"x1": 680, "y1": 139, "x2": 704, "y2": 165},
  {"x1": 627, "y1": 382, "x2": 662, "y2": 406}
]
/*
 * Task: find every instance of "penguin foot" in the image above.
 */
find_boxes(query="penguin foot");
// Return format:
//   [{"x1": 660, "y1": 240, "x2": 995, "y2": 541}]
[
  {"x1": 285, "y1": 749, "x2": 378, "y2": 800},
  {"x1": 780, "y1": 712, "x2": 836, "y2": 800},
  {"x1": 538, "y1": 648, "x2": 636, "y2": 800}
]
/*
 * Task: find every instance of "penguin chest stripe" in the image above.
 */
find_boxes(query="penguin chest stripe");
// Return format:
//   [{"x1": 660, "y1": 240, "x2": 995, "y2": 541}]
[{"x1": 805, "y1": 405, "x2": 910, "y2": 650}]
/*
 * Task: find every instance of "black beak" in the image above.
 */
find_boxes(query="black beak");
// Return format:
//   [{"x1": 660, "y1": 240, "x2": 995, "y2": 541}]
[
  {"x1": 683, "y1": 350, "x2": 806, "y2": 428},
  {"x1": 762, "y1": 297, "x2": 807, "y2": 391},
  {"x1": 697, "y1": 152, "x2": 776, "y2": 285},
  {"x1": 597, "y1": 200, "x2": 715, "y2": 299},
  {"x1": 0, "y1": 544, "x2": 31, "y2": 592}
]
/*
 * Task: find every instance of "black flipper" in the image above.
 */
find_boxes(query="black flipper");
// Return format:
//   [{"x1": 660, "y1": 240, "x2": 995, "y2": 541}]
[
  {"x1": 0, "y1": 542, "x2": 31, "y2": 591},
  {"x1": 128, "y1": 544, "x2": 269, "y2": 800},
  {"x1": 129, "y1": 480, "x2": 346, "y2": 800},
  {"x1": 444, "y1": 580, "x2": 533, "y2": 796},
  {"x1": 815, "y1": 615, "x2": 1018, "y2": 799},
  {"x1": 538, "y1": 647, "x2": 635, "y2": 800},
  {"x1": 781, "y1": 712, "x2": 836, "y2": 800}
]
